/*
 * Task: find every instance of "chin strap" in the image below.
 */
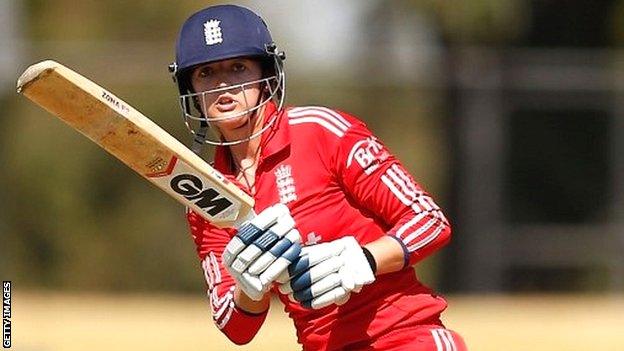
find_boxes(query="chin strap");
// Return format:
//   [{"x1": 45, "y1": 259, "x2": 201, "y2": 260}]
[{"x1": 191, "y1": 120, "x2": 209, "y2": 155}]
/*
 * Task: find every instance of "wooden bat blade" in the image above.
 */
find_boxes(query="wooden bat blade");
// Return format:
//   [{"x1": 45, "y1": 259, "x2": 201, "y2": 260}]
[{"x1": 17, "y1": 60, "x2": 254, "y2": 228}]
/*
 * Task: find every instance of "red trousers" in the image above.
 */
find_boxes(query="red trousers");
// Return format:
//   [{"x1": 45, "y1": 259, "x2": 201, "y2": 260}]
[{"x1": 349, "y1": 324, "x2": 467, "y2": 351}]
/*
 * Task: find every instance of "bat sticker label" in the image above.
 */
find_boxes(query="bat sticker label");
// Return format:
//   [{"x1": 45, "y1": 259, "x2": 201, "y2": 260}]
[{"x1": 101, "y1": 90, "x2": 130, "y2": 115}]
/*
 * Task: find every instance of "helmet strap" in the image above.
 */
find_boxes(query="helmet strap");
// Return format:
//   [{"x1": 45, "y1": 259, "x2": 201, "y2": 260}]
[{"x1": 191, "y1": 120, "x2": 209, "y2": 155}]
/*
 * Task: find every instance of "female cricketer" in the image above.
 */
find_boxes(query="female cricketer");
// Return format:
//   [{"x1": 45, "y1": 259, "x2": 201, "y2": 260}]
[{"x1": 169, "y1": 4, "x2": 467, "y2": 351}]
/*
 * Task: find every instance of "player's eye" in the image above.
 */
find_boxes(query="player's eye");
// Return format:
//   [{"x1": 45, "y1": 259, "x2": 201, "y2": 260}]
[
  {"x1": 197, "y1": 66, "x2": 213, "y2": 78},
  {"x1": 232, "y1": 63, "x2": 246, "y2": 73}
]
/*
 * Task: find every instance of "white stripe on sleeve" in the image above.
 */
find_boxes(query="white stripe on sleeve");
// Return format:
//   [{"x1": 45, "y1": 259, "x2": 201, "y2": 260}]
[
  {"x1": 443, "y1": 329, "x2": 457, "y2": 351},
  {"x1": 396, "y1": 211, "x2": 428, "y2": 238},
  {"x1": 407, "y1": 223, "x2": 445, "y2": 252},
  {"x1": 289, "y1": 106, "x2": 351, "y2": 130},
  {"x1": 438, "y1": 329, "x2": 453, "y2": 351},
  {"x1": 381, "y1": 174, "x2": 412, "y2": 206},
  {"x1": 431, "y1": 329, "x2": 445, "y2": 351},
  {"x1": 289, "y1": 117, "x2": 345, "y2": 137}
]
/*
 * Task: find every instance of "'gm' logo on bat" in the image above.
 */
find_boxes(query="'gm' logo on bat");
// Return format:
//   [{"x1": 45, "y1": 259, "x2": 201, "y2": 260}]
[{"x1": 170, "y1": 174, "x2": 233, "y2": 216}]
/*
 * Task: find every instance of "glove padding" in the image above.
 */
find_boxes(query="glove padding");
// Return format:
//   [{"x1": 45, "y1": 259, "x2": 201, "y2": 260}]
[
  {"x1": 277, "y1": 236, "x2": 375, "y2": 309},
  {"x1": 223, "y1": 204, "x2": 301, "y2": 301}
]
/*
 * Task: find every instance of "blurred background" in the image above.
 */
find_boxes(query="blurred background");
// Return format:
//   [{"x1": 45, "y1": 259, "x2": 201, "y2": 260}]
[{"x1": 1, "y1": 0, "x2": 623, "y2": 350}]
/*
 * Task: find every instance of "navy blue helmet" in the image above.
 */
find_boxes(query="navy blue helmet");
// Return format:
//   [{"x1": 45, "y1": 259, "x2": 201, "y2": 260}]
[
  {"x1": 170, "y1": 5, "x2": 284, "y2": 93},
  {"x1": 169, "y1": 5, "x2": 286, "y2": 147}
]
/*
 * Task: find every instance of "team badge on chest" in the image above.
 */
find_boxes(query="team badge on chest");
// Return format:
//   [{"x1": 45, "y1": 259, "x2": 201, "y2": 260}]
[{"x1": 275, "y1": 164, "x2": 297, "y2": 204}]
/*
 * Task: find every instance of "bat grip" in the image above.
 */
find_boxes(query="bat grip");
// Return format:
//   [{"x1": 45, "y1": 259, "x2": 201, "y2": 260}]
[{"x1": 233, "y1": 209, "x2": 257, "y2": 228}]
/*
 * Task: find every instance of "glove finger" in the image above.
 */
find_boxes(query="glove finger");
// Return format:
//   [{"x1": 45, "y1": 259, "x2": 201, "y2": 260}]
[
  {"x1": 340, "y1": 245, "x2": 375, "y2": 286},
  {"x1": 289, "y1": 256, "x2": 343, "y2": 292},
  {"x1": 235, "y1": 272, "x2": 264, "y2": 301},
  {"x1": 266, "y1": 203, "x2": 291, "y2": 219},
  {"x1": 275, "y1": 242, "x2": 307, "y2": 286},
  {"x1": 276, "y1": 269, "x2": 291, "y2": 284},
  {"x1": 258, "y1": 242, "x2": 301, "y2": 285},
  {"x1": 231, "y1": 229, "x2": 281, "y2": 273},
  {"x1": 286, "y1": 254, "x2": 311, "y2": 278},
  {"x1": 335, "y1": 292, "x2": 351, "y2": 306},
  {"x1": 250, "y1": 203, "x2": 289, "y2": 229},
  {"x1": 231, "y1": 245, "x2": 263, "y2": 274},
  {"x1": 308, "y1": 286, "x2": 349, "y2": 309},
  {"x1": 239, "y1": 220, "x2": 299, "y2": 275},
  {"x1": 280, "y1": 243, "x2": 342, "y2": 287},
  {"x1": 229, "y1": 210, "x2": 295, "y2": 272},
  {"x1": 249, "y1": 229, "x2": 300, "y2": 273},
  {"x1": 285, "y1": 229, "x2": 302, "y2": 244},
  {"x1": 338, "y1": 264, "x2": 356, "y2": 291},
  {"x1": 269, "y1": 213, "x2": 295, "y2": 237},
  {"x1": 241, "y1": 272, "x2": 264, "y2": 294},
  {"x1": 278, "y1": 255, "x2": 306, "y2": 294},
  {"x1": 293, "y1": 272, "x2": 342, "y2": 303},
  {"x1": 222, "y1": 236, "x2": 247, "y2": 266},
  {"x1": 301, "y1": 242, "x2": 345, "y2": 266},
  {"x1": 224, "y1": 223, "x2": 266, "y2": 266}
]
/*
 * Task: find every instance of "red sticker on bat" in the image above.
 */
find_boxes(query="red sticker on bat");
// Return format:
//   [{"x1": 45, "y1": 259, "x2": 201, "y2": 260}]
[{"x1": 146, "y1": 156, "x2": 178, "y2": 177}]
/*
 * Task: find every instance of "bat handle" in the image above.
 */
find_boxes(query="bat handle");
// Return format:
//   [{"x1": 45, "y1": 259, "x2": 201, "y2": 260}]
[{"x1": 233, "y1": 209, "x2": 256, "y2": 228}]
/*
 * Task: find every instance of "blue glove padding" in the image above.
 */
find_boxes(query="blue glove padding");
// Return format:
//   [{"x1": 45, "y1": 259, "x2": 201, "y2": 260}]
[
  {"x1": 223, "y1": 204, "x2": 301, "y2": 300},
  {"x1": 277, "y1": 236, "x2": 375, "y2": 309}
]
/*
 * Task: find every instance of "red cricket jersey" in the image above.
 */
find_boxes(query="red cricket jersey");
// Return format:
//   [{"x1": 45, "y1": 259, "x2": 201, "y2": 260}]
[{"x1": 187, "y1": 102, "x2": 452, "y2": 350}]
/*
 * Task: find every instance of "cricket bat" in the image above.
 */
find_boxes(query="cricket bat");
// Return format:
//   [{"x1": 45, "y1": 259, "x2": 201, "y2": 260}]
[{"x1": 16, "y1": 60, "x2": 254, "y2": 228}]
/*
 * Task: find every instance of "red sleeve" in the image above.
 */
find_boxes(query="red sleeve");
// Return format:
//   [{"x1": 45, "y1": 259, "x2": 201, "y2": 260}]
[
  {"x1": 333, "y1": 116, "x2": 451, "y2": 266},
  {"x1": 187, "y1": 210, "x2": 268, "y2": 345}
]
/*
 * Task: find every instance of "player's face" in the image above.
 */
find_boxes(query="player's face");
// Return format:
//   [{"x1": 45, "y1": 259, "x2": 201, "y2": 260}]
[{"x1": 190, "y1": 58, "x2": 264, "y2": 134}]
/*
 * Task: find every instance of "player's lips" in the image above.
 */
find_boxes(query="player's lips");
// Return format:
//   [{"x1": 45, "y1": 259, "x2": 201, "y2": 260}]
[{"x1": 216, "y1": 95, "x2": 237, "y2": 112}]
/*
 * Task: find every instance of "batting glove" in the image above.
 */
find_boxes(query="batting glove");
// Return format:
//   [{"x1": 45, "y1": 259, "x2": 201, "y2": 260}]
[
  {"x1": 277, "y1": 236, "x2": 376, "y2": 309},
  {"x1": 223, "y1": 203, "x2": 301, "y2": 301}
]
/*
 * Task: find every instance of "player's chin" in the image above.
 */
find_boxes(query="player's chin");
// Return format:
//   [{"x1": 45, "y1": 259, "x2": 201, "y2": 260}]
[{"x1": 213, "y1": 114, "x2": 251, "y2": 132}]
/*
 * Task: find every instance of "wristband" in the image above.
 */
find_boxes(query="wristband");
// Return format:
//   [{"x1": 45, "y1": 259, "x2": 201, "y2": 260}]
[
  {"x1": 361, "y1": 247, "x2": 377, "y2": 274},
  {"x1": 386, "y1": 235, "x2": 410, "y2": 269}
]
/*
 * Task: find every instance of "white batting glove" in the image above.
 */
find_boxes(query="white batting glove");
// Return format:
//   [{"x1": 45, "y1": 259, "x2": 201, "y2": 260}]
[
  {"x1": 223, "y1": 204, "x2": 301, "y2": 301},
  {"x1": 277, "y1": 236, "x2": 375, "y2": 309}
]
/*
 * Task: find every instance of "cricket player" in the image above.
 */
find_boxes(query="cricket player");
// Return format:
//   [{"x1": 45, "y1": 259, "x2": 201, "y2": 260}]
[{"x1": 170, "y1": 5, "x2": 467, "y2": 350}]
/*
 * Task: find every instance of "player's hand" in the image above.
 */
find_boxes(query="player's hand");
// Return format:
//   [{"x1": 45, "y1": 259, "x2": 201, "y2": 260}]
[
  {"x1": 223, "y1": 204, "x2": 301, "y2": 301},
  {"x1": 277, "y1": 236, "x2": 375, "y2": 309}
]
